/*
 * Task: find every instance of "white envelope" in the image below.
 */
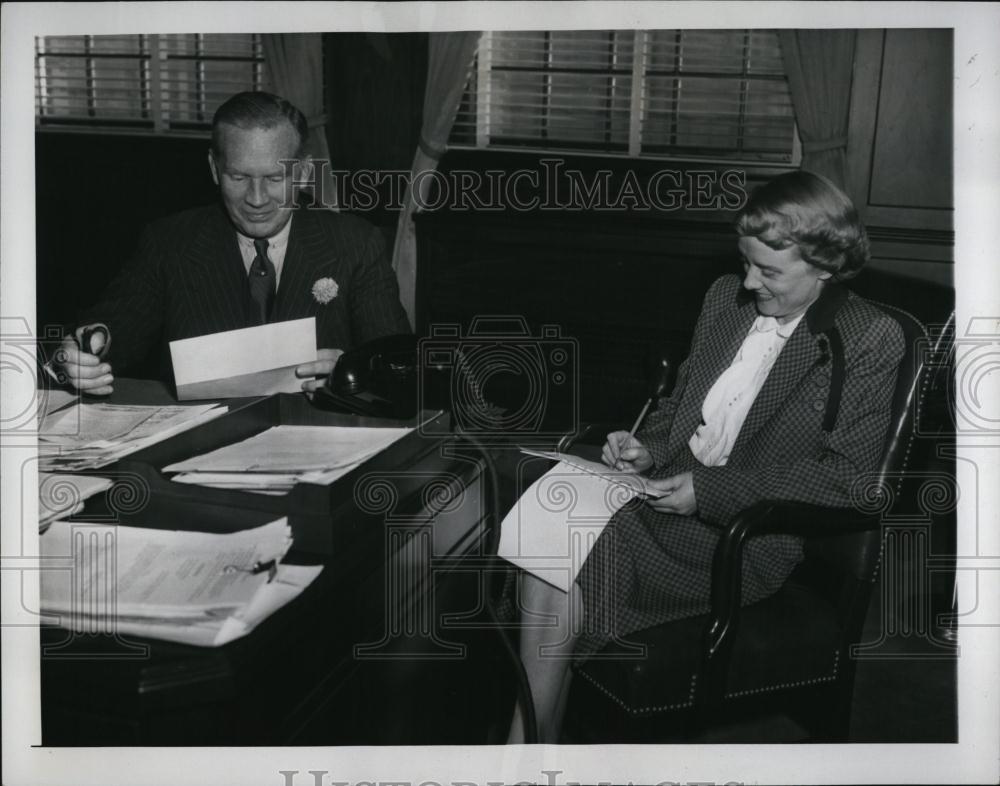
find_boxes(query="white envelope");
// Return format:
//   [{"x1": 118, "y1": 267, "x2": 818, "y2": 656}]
[{"x1": 169, "y1": 318, "x2": 318, "y2": 400}]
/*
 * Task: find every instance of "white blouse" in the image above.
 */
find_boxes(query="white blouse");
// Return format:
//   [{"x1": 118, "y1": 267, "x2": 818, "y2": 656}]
[{"x1": 688, "y1": 312, "x2": 804, "y2": 467}]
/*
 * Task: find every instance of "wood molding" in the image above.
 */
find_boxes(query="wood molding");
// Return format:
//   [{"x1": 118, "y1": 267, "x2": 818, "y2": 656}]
[
  {"x1": 867, "y1": 226, "x2": 954, "y2": 264},
  {"x1": 846, "y1": 29, "x2": 954, "y2": 233}
]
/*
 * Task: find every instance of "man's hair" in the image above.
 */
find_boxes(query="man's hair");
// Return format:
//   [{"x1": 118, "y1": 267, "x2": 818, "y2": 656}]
[
  {"x1": 210, "y1": 91, "x2": 309, "y2": 160},
  {"x1": 735, "y1": 170, "x2": 871, "y2": 281}
]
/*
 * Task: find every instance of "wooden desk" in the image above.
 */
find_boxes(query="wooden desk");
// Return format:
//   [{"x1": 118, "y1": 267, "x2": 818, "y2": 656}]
[{"x1": 40, "y1": 383, "x2": 512, "y2": 745}]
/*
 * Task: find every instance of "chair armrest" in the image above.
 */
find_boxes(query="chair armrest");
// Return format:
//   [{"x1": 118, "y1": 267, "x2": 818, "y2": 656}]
[{"x1": 703, "y1": 502, "x2": 878, "y2": 660}]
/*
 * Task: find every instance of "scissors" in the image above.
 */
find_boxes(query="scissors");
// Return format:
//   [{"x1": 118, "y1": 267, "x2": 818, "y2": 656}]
[{"x1": 76, "y1": 324, "x2": 111, "y2": 360}]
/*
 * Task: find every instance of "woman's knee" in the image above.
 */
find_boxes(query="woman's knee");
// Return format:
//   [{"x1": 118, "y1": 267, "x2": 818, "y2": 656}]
[{"x1": 519, "y1": 571, "x2": 569, "y2": 613}]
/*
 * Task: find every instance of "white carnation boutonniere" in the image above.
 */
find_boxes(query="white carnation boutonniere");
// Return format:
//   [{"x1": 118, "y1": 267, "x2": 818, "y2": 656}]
[{"x1": 312, "y1": 277, "x2": 339, "y2": 305}]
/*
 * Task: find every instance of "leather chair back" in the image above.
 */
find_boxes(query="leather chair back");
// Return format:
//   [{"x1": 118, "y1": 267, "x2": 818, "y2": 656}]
[{"x1": 801, "y1": 304, "x2": 936, "y2": 610}]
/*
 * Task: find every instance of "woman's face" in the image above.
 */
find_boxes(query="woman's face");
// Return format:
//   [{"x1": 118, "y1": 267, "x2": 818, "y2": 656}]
[{"x1": 738, "y1": 235, "x2": 832, "y2": 324}]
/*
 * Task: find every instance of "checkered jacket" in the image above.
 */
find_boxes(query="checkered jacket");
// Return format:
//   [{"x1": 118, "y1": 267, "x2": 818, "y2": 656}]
[
  {"x1": 576, "y1": 274, "x2": 905, "y2": 657},
  {"x1": 81, "y1": 204, "x2": 410, "y2": 378}
]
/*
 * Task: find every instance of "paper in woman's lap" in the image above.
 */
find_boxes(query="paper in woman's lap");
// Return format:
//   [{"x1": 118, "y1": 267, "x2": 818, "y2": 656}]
[{"x1": 497, "y1": 454, "x2": 655, "y2": 592}]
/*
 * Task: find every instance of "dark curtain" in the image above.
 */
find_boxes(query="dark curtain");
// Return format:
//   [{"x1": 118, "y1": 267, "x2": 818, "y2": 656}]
[
  {"x1": 391, "y1": 32, "x2": 481, "y2": 327},
  {"x1": 263, "y1": 33, "x2": 338, "y2": 208},
  {"x1": 779, "y1": 30, "x2": 857, "y2": 186}
]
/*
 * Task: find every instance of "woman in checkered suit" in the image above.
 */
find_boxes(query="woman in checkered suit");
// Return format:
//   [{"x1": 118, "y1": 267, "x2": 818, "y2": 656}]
[{"x1": 508, "y1": 170, "x2": 906, "y2": 743}]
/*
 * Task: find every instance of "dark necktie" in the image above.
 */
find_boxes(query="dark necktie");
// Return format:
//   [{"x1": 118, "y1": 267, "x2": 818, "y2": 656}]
[{"x1": 248, "y1": 238, "x2": 276, "y2": 323}]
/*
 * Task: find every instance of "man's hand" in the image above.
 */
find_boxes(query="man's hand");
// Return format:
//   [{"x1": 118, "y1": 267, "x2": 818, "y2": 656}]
[
  {"x1": 645, "y1": 472, "x2": 697, "y2": 516},
  {"x1": 296, "y1": 348, "x2": 344, "y2": 394},
  {"x1": 601, "y1": 430, "x2": 653, "y2": 474},
  {"x1": 50, "y1": 325, "x2": 114, "y2": 395}
]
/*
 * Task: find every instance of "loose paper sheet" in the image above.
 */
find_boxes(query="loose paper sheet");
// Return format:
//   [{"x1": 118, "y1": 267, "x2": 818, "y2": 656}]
[
  {"x1": 40, "y1": 402, "x2": 172, "y2": 442},
  {"x1": 163, "y1": 425, "x2": 412, "y2": 474},
  {"x1": 39, "y1": 388, "x2": 78, "y2": 418},
  {"x1": 497, "y1": 460, "x2": 645, "y2": 592},
  {"x1": 38, "y1": 473, "x2": 113, "y2": 529},
  {"x1": 169, "y1": 317, "x2": 317, "y2": 400},
  {"x1": 520, "y1": 448, "x2": 667, "y2": 498},
  {"x1": 37, "y1": 402, "x2": 227, "y2": 471}
]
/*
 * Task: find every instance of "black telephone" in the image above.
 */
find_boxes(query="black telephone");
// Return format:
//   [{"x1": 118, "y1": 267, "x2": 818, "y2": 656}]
[{"x1": 312, "y1": 333, "x2": 423, "y2": 419}]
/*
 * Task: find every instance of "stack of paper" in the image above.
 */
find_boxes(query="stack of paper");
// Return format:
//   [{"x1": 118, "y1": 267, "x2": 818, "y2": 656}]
[
  {"x1": 38, "y1": 402, "x2": 228, "y2": 472},
  {"x1": 40, "y1": 517, "x2": 322, "y2": 647},
  {"x1": 38, "y1": 472, "x2": 113, "y2": 531},
  {"x1": 40, "y1": 388, "x2": 78, "y2": 418},
  {"x1": 163, "y1": 425, "x2": 413, "y2": 494}
]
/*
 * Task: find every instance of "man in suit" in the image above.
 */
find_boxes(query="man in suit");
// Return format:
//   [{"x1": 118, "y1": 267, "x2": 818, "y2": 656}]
[
  {"x1": 53, "y1": 91, "x2": 410, "y2": 394},
  {"x1": 507, "y1": 170, "x2": 906, "y2": 742}
]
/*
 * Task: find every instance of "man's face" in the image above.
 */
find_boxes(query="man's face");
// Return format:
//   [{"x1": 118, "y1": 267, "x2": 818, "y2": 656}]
[
  {"x1": 208, "y1": 121, "x2": 307, "y2": 239},
  {"x1": 738, "y1": 235, "x2": 831, "y2": 323}
]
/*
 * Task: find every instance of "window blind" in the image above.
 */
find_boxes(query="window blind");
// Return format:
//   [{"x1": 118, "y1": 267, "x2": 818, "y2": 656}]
[
  {"x1": 452, "y1": 29, "x2": 798, "y2": 163},
  {"x1": 35, "y1": 34, "x2": 264, "y2": 133}
]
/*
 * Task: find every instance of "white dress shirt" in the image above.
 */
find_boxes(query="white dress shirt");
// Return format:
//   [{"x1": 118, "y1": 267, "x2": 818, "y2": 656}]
[
  {"x1": 688, "y1": 312, "x2": 805, "y2": 467},
  {"x1": 236, "y1": 214, "x2": 293, "y2": 289}
]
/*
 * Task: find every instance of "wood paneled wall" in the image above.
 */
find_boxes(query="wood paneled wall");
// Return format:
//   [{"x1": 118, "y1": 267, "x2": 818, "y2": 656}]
[
  {"x1": 847, "y1": 29, "x2": 954, "y2": 247},
  {"x1": 415, "y1": 203, "x2": 953, "y2": 424}
]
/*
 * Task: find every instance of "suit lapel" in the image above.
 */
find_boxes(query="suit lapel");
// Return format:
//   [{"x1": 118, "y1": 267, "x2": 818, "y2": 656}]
[
  {"x1": 692, "y1": 293, "x2": 758, "y2": 406},
  {"x1": 728, "y1": 324, "x2": 820, "y2": 457},
  {"x1": 273, "y1": 209, "x2": 334, "y2": 322},
  {"x1": 728, "y1": 282, "x2": 849, "y2": 458},
  {"x1": 667, "y1": 286, "x2": 757, "y2": 457},
  {"x1": 183, "y1": 206, "x2": 252, "y2": 330}
]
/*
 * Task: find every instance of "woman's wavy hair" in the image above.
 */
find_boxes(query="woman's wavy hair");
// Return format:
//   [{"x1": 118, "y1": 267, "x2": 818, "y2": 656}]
[{"x1": 735, "y1": 170, "x2": 870, "y2": 281}]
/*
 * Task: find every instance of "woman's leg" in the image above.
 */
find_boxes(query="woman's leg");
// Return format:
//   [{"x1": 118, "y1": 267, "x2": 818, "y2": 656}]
[{"x1": 507, "y1": 571, "x2": 583, "y2": 744}]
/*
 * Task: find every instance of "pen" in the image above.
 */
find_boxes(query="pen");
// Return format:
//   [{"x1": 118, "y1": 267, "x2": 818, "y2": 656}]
[
  {"x1": 629, "y1": 357, "x2": 675, "y2": 439},
  {"x1": 614, "y1": 397, "x2": 653, "y2": 470},
  {"x1": 627, "y1": 398, "x2": 653, "y2": 439},
  {"x1": 616, "y1": 357, "x2": 674, "y2": 469}
]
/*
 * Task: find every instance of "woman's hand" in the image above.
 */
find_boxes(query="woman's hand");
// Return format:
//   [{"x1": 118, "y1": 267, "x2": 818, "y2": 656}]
[
  {"x1": 645, "y1": 472, "x2": 697, "y2": 516},
  {"x1": 601, "y1": 430, "x2": 653, "y2": 474}
]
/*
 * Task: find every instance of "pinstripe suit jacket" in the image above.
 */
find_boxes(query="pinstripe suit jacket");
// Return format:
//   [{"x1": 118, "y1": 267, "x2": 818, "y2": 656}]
[
  {"x1": 82, "y1": 204, "x2": 410, "y2": 378},
  {"x1": 576, "y1": 274, "x2": 905, "y2": 656}
]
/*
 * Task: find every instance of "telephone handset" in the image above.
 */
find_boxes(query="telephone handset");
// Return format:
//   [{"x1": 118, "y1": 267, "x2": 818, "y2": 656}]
[{"x1": 312, "y1": 333, "x2": 422, "y2": 419}]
